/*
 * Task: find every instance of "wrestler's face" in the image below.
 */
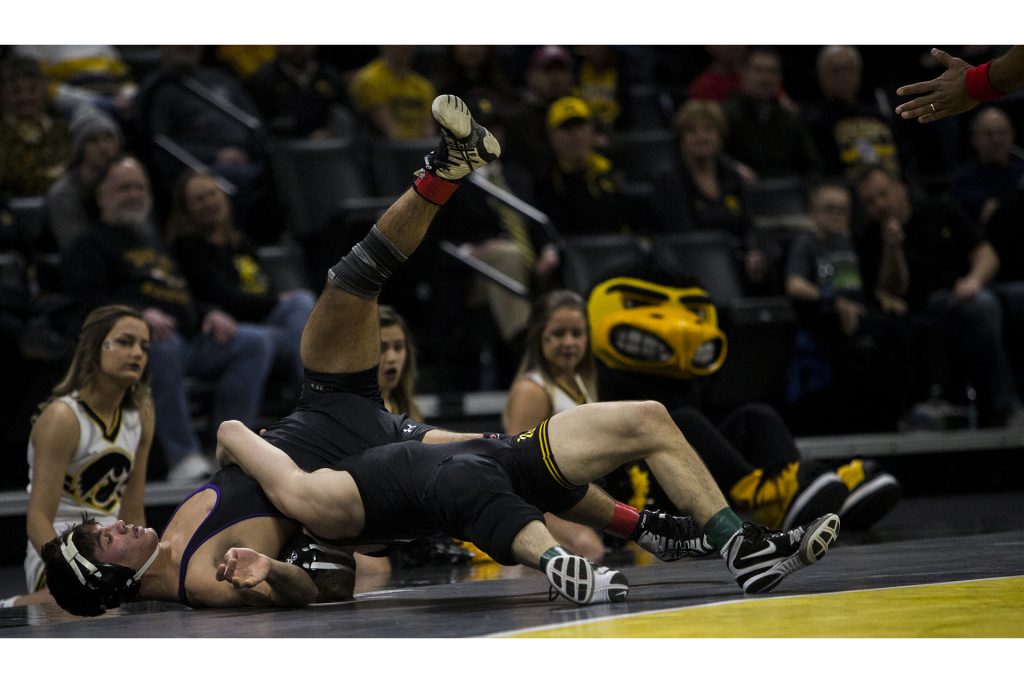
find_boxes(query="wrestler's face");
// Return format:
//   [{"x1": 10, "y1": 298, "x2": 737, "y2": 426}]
[
  {"x1": 378, "y1": 324, "x2": 408, "y2": 395},
  {"x1": 90, "y1": 520, "x2": 158, "y2": 571},
  {"x1": 98, "y1": 316, "x2": 150, "y2": 384},
  {"x1": 541, "y1": 306, "x2": 588, "y2": 376}
]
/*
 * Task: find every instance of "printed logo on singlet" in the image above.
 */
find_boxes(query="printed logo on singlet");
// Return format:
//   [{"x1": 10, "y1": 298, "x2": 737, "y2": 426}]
[
  {"x1": 516, "y1": 427, "x2": 536, "y2": 442},
  {"x1": 63, "y1": 449, "x2": 133, "y2": 513}
]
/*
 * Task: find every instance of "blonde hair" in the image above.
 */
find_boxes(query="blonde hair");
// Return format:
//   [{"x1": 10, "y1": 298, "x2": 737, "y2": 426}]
[
  {"x1": 35, "y1": 305, "x2": 152, "y2": 422},
  {"x1": 673, "y1": 99, "x2": 728, "y2": 139},
  {"x1": 514, "y1": 289, "x2": 597, "y2": 401},
  {"x1": 379, "y1": 305, "x2": 422, "y2": 421}
]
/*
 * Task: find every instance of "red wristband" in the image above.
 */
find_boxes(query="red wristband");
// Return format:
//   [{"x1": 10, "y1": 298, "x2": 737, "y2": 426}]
[
  {"x1": 413, "y1": 172, "x2": 459, "y2": 206},
  {"x1": 965, "y1": 62, "x2": 1006, "y2": 102},
  {"x1": 604, "y1": 501, "x2": 640, "y2": 538}
]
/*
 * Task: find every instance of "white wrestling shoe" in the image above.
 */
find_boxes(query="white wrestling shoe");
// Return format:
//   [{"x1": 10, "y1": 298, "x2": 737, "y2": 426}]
[
  {"x1": 545, "y1": 554, "x2": 629, "y2": 605},
  {"x1": 423, "y1": 94, "x2": 501, "y2": 181}
]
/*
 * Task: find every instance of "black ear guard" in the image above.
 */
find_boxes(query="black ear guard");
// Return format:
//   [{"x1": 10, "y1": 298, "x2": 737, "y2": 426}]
[{"x1": 60, "y1": 535, "x2": 158, "y2": 611}]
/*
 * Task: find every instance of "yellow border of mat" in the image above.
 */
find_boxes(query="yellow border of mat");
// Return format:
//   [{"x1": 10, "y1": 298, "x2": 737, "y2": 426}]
[{"x1": 500, "y1": 576, "x2": 1024, "y2": 638}]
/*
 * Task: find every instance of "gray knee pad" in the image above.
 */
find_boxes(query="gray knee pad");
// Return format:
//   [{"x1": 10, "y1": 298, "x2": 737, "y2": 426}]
[{"x1": 327, "y1": 225, "x2": 408, "y2": 299}]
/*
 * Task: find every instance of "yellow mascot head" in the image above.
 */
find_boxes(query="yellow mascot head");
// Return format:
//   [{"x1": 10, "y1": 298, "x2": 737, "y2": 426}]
[{"x1": 587, "y1": 277, "x2": 727, "y2": 379}]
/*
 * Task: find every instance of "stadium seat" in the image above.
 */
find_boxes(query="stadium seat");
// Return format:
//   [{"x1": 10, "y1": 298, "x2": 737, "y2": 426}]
[
  {"x1": 559, "y1": 233, "x2": 652, "y2": 294},
  {"x1": 269, "y1": 137, "x2": 392, "y2": 238},
  {"x1": 653, "y1": 231, "x2": 745, "y2": 305},
  {"x1": 745, "y1": 176, "x2": 812, "y2": 232},
  {"x1": 606, "y1": 128, "x2": 678, "y2": 183},
  {"x1": 366, "y1": 137, "x2": 433, "y2": 197},
  {"x1": 6, "y1": 196, "x2": 47, "y2": 246},
  {"x1": 256, "y1": 243, "x2": 309, "y2": 292}
]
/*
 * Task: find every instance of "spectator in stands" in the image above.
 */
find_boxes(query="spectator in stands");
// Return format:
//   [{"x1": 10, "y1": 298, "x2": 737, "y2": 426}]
[
  {"x1": 687, "y1": 45, "x2": 748, "y2": 102},
  {"x1": 534, "y1": 96, "x2": 630, "y2": 241},
  {"x1": 951, "y1": 106, "x2": 1024, "y2": 226},
  {"x1": 436, "y1": 45, "x2": 514, "y2": 108},
  {"x1": 575, "y1": 46, "x2": 629, "y2": 134},
  {"x1": 246, "y1": 46, "x2": 352, "y2": 140},
  {"x1": 0, "y1": 305, "x2": 153, "y2": 609},
  {"x1": 62, "y1": 156, "x2": 274, "y2": 482},
  {"x1": 167, "y1": 169, "x2": 315, "y2": 391},
  {"x1": 722, "y1": 47, "x2": 821, "y2": 180},
  {"x1": 855, "y1": 163, "x2": 1024, "y2": 427},
  {"x1": 11, "y1": 45, "x2": 137, "y2": 120},
  {"x1": 0, "y1": 56, "x2": 69, "y2": 199},
  {"x1": 652, "y1": 99, "x2": 770, "y2": 294},
  {"x1": 784, "y1": 180, "x2": 915, "y2": 431},
  {"x1": 502, "y1": 46, "x2": 577, "y2": 180},
  {"x1": 502, "y1": 289, "x2": 605, "y2": 561},
  {"x1": 136, "y1": 46, "x2": 272, "y2": 239},
  {"x1": 45, "y1": 106, "x2": 158, "y2": 251},
  {"x1": 803, "y1": 46, "x2": 907, "y2": 182},
  {"x1": 347, "y1": 46, "x2": 436, "y2": 140}
]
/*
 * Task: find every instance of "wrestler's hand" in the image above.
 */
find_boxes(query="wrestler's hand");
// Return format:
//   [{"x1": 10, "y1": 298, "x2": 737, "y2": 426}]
[{"x1": 216, "y1": 547, "x2": 271, "y2": 589}]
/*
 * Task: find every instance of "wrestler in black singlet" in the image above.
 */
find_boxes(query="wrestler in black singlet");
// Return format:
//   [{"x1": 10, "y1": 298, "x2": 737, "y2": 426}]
[
  {"x1": 334, "y1": 419, "x2": 588, "y2": 565},
  {"x1": 261, "y1": 367, "x2": 433, "y2": 471}
]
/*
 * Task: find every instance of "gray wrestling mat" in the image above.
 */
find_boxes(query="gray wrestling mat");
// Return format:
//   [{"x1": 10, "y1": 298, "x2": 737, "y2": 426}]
[{"x1": 1, "y1": 491, "x2": 1021, "y2": 638}]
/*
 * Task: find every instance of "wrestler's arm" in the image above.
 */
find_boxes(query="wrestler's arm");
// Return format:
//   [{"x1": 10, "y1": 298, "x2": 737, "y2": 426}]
[{"x1": 212, "y1": 547, "x2": 318, "y2": 607}]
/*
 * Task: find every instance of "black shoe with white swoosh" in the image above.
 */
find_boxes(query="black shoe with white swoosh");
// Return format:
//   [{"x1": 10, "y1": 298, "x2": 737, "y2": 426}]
[{"x1": 724, "y1": 513, "x2": 840, "y2": 594}]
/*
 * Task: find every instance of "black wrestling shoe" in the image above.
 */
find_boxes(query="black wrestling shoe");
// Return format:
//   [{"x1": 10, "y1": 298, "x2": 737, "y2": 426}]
[
  {"x1": 632, "y1": 509, "x2": 714, "y2": 560},
  {"x1": 724, "y1": 513, "x2": 840, "y2": 594},
  {"x1": 545, "y1": 554, "x2": 629, "y2": 605},
  {"x1": 836, "y1": 458, "x2": 902, "y2": 531},
  {"x1": 422, "y1": 94, "x2": 501, "y2": 181}
]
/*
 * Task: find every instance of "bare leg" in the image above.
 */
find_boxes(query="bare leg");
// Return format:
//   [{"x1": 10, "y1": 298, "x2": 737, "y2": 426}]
[
  {"x1": 300, "y1": 189, "x2": 440, "y2": 374},
  {"x1": 546, "y1": 401, "x2": 730, "y2": 527},
  {"x1": 510, "y1": 520, "x2": 563, "y2": 569}
]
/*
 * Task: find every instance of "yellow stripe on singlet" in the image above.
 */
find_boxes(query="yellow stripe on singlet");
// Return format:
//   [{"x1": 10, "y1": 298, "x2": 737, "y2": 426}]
[
  {"x1": 498, "y1": 577, "x2": 1024, "y2": 638},
  {"x1": 538, "y1": 420, "x2": 574, "y2": 489}
]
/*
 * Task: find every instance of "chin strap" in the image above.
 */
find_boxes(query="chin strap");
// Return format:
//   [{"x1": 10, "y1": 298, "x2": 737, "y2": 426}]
[{"x1": 132, "y1": 545, "x2": 160, "y2": 584}]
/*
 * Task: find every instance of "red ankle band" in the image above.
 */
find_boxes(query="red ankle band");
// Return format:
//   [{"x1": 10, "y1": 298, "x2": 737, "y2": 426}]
[
  {"x1": 413, "y1": 172, "x2": 459, "y2": 205},
  {"x1": 605, "y1": 501, "x2": 640, "y2": 538},
  {"x1": 965, "y1": 61, "x2": 1006, "y2": 102}
]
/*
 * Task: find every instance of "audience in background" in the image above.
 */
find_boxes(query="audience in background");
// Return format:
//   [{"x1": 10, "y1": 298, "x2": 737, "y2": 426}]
[
  {"x1": 45, "y1": 106, "x2": 156, "y2": 251},
  {"x1": 803, "y1": 46, "x2": 906, "y2": 182},
  {"x1": 168, "y1": 170, "x2": 315, "y2": 392},
  {"x1": 687, "y1": 46, "x2": 748, "y2": 102},
  {"x1": 951, "y1": 106, "x2": 1024, "y2": 226},
  {"x1": 855, "y1": 164, "x2": 1023, "y2": 428},
  {"x1": 247, "y1": 46, "x2": 352, "y2": 140},
  {"x1": 62, "y1": 156, "x2": 273, "y2": 482},
  {"x1": 534, "y1": 96, "x2": 630, "y2": 239},
  {"x1": 785, "y1": 180, "x2": 914, "y2": 431},
  {"x1": 652, "y1": 99, "x2": 769, "y2": 294},
  {"x1": 348, "y1": 46, "x2": 436, "y2": 140},
  {"x1": 0, "y1": 56, "x2": 69, "y2": 199},
  {"x1": 722, "y1": 47, "x2": 821, "y2": 180},
  {"x1": 503, "y1": 45, "x2": 577, "y2": 181}
]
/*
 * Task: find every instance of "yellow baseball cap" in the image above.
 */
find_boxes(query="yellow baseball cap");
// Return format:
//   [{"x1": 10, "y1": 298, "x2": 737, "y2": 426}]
[{"x1": 547, "y1": 96, "x2": 593, "y2": 129}]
